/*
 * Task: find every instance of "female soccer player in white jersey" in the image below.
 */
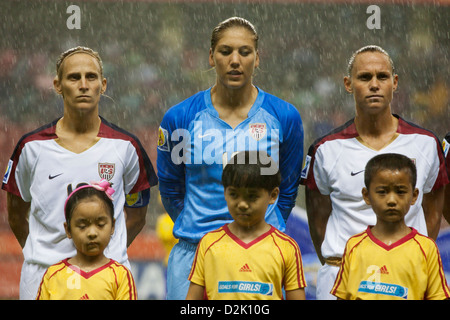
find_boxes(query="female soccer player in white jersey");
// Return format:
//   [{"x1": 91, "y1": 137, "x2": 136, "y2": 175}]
[
  {"x1": 301, "y1": 45, "x2": 448, "y2": 300},
  {"x1": 2, "y1": 47, "x2": 157, "y2": 299},
  {"x1": 443, "y1": 132, "x2": 450, "y2": 223},
  {"x1": 157, "y1": 17, "x2": 304, "y2": 299}
]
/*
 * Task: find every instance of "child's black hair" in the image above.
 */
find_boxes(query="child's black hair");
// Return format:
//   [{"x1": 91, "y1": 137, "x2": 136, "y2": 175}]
[
  {"x1": 364, "y1": 153, "x2": 417, "y2": 189},
  {"x1": 222, "y1": 150, "x2": 281, "y2": 192},
  {"x1": 64, "y1": 187, "x2": 114, "y2": 228}
]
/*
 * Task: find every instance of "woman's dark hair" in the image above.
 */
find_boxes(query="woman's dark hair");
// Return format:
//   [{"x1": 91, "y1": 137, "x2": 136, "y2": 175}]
[{"x1": 211, "y1": 17, "x2": 259, "y2": 52}]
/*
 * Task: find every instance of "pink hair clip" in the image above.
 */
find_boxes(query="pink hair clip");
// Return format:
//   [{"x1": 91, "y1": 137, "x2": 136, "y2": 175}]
[
  {"x1": 64, "y1": 179, "x2": 115, "y2": 218},
  {"x1": 90, "y1": 179, "x2": 115, "y2": 200}
]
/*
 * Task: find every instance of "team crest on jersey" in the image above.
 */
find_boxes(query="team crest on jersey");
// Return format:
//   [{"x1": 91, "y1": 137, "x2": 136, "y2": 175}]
[
  {"x1": 249, "y1": 123, "x2": 266, "y2": 141},
  {"x1": 98, "y1": 163, "x2": 115, "y2": 181}
]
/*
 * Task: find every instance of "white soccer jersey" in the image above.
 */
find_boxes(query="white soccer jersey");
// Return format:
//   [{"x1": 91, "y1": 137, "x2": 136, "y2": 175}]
[
  {"x1": 2, "y1": 117, "x2": 157, "y2": 267},
  {"x1": 301, "y1": 115, "x2": 449, "y2": 259},
  {"x1": 444, "y1": 133, "x2": 450, "y2": 174}
]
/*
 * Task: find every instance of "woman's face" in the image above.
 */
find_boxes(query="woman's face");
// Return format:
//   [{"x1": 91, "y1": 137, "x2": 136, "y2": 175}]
[
  {"x1": 54, "y1": 52, "x2": 106, "y2": 114},
  {"x1": 344, "y1": 51, "x2": 398, "y2": 116},
  {"x1": 209, "y1": 26, "x2": 259, "y2": 90}
]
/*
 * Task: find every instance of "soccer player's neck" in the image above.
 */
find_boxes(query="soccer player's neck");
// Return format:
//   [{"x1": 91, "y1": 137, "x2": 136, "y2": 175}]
[
  {"x1": 211, "y1": 80, "x2": 257, "y2": 104},
  {"x1": 55, "y1": 115, "x2": 101, "y2": 153},
  {"x1": 355, "y1": 110, "x2": 397, "y2": 135},
  {"x1": 60, "y1": 111, "x2": 101, "y2": 134},
  {"x1": 210, "y1": 84, "x2": 258, "y2": 128},
  {"x1": 354, "y1": 113, "x2": 398, "y2": 150}
]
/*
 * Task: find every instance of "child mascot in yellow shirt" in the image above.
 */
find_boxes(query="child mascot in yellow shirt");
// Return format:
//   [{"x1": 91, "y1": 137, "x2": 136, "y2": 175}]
[{"x1": 37, "y1": 180, "x2": 137, "y2": 300}]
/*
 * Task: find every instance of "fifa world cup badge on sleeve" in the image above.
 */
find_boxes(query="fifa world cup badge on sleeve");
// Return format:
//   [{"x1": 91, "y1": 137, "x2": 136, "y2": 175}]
[
  {"x1": 3, "y1": 159, "x2": 13, "y2": 184},
  {"x1": 300, "y1": 155, "x2": 311, "y2": 180},
  {"x1": 443, "y1": 138, "x2": 449, "y2": 157},
  {"x1": 158, "y1": 126, "x2": 170, "y2": 152}
]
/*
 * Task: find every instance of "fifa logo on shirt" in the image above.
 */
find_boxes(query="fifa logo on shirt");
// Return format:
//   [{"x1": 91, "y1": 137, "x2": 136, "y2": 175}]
[{"x1": 158, "y1": 121, "x2": 280, "y2": 175}]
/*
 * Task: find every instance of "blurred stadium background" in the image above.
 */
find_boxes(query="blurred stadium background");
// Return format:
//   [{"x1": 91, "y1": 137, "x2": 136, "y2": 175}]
[{"x1": 0, "y1": 0, "x2": 448, "y2": 299}]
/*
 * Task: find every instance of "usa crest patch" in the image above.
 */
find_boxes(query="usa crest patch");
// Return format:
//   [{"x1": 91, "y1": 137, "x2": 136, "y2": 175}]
[
  {"x1": 249, "y1": 123, "x2": 266, "y2": 141},
  {"x1": 98, "y1": 163, "x2": 115, "y2": 181}
]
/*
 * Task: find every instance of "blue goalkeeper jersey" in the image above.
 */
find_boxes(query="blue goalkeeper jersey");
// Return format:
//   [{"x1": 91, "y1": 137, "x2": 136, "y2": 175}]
[{"x1": 157, "y1": 87, "x2": 303, "y2": 244}]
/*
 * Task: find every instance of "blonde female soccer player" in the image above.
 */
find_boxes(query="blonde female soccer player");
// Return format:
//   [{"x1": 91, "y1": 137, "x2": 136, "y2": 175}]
[
  {"x1": 301, "y1": 45, "x2": 448, "y2": 300},
  {"x1": 2, "y1": 46, "x2": 157, "y2": 299},
  {"x1": 36, "y1": 180, "x2": 137, "y2": 300}
]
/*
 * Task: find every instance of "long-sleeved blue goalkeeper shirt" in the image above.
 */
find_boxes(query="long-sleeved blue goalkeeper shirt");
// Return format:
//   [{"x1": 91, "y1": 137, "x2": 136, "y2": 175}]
[{"x1": 157, "y1": 87, "x2": 303, "y2": 244}]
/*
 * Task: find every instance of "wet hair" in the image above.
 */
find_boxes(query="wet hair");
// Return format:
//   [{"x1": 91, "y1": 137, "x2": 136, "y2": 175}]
[
  {"x1": 64, "y1": 186, "x2": 114, "y2": 229},
  {"x1": 56, "y1": 46, "x2": 103, "y2": 80},
  {"x1": 222, "y1": 151, "x2": 281, "y2": 192},
  {"x1": 364, "y1": 153, "x2": 417, "y2": 190},
  {"x1": 347, "y1": 45, "x2": 395, "y2": 77},
  {"x1": 210, "y1": 17, "x2": 259, "y2": 52}
]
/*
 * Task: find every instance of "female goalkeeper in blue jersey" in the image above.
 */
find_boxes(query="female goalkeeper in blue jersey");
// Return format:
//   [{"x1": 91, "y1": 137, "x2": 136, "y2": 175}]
[{"x1": 157, "y1": 17, "x2": 304, "y2": 300}]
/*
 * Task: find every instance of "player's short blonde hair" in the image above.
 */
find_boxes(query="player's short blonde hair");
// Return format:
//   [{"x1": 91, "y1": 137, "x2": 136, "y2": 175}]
[
  {"x1": 56, "y1": 46, "x2": 103, "y2": 79},
  {"x1": 347, "y1": 45, "x2": 395, "y2": 77}
]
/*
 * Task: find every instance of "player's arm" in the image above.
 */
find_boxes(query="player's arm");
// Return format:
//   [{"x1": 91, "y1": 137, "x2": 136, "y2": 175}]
[
  {"x1": 7, "y1": 192, "x2": 30, "y2": 248},
  {"x1": 422, "y1": 187, "x2": 445, "y2": 240},
  {"x1": 305, "y1": 186, "x2": 332, "y2": 265},
  {"x1": 444, "y1": 184, "x2": 450, "y2": 225},
  {"x1": 185, "y1": 282, "x2": 205, "y2": 300},
  {"x1": 277, "y1": 106, "x2": 304, "y2": 221},
  {"x1": 285, "y1": 288, "x2": 306, "y2": 300},
  {"x1": 160, "y1": 196, "x2": 184, "y2": 222},
  {"x1": 157, "y1": 123, "x2": 187, "y2": 222},
  {"x1": 124, "y1": 206, "x2": 147, "y2": 247},
  {"x1": 124, "y1": 189, "x2": 150, "y2": 247}
]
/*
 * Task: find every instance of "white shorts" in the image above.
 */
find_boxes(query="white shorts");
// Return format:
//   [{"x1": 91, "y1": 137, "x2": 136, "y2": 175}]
[
  {"x1": 20, "y1": 261, "x2": 48, "y2": 300},
  {"x1": 316, "y1": 263, "x2": 340, "y2": 300}
]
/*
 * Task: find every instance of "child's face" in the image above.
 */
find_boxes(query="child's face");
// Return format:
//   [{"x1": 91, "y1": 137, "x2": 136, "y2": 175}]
[
  {"x1": 362, "y1": 169, "x2": 419, "y2": 224},
  {"x1": 64, "y1": 197, "x2": 115, "y2": 258},
  {"x1": 224, "y1": 186, "x2": 279, "y2": 229}
]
